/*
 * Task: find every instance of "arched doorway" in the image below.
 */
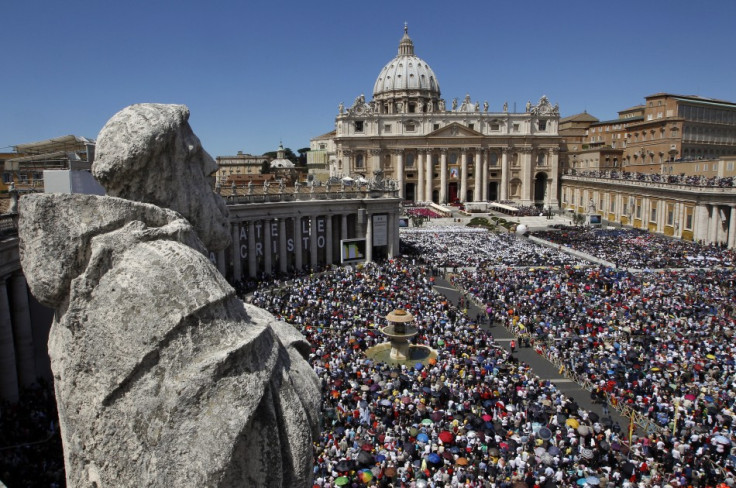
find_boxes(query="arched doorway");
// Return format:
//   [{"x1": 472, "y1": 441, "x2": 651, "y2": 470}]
[{"x1": 534, "y1": 173, "x2": 547, "y2": 205}]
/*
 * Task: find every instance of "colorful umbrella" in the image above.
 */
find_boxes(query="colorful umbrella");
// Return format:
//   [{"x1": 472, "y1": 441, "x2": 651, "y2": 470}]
[{"x1": 357, "y1": 469, "x2": 373, "y2": 483}]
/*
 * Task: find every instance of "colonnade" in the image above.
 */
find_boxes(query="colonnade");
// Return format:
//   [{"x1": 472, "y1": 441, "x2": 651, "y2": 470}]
[
  {"x1": 0, "y1": 272, "x2": 36, "y2": 403},
  {"x1": 223, "y1": 206, "x2": 401, "y2": 281},
  {"x1": 563, "y1": 182, "x2": 736, "y2": 248}
]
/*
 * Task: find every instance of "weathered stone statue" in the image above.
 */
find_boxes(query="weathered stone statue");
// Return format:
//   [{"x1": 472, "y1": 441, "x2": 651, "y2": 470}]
[{"x1": 19, "y1": 104, "x2": 320, "y2": 487}]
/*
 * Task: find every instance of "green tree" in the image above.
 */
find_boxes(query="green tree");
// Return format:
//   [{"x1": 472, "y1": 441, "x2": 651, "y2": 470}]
[
  {"x1": 297, "y1": 147, "x2": 310, "y2": 167},
  {"x1": 260, "y1": 160, "x2": 270, "y2": 174}
]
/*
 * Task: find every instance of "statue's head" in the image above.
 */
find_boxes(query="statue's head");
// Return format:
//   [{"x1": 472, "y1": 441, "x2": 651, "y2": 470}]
[{"x1": 93, "y1": 104, "x2": 231, "y2": 251}]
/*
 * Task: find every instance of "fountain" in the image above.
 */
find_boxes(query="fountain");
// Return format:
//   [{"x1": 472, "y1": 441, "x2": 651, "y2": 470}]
[{"x1": 364, "y1": 309, "x2": 438, "y2": 366}]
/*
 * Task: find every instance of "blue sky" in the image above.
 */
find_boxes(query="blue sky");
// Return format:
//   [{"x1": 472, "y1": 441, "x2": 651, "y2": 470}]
[{"x1": 3, "y1": 0, "x2": 735, "y2": 157}]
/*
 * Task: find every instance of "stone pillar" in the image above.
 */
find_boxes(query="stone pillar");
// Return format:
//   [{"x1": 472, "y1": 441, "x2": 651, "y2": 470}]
[
  {"x1": 231, "y1": 222, "x2": 242, "y2": 282},
  {"x1": 279, "y1": 219, "x2": 288, "y2": 274},
  {"x1": 396, "y1": 151, "x2": 405, "y2": 199},
  {"x1": 370, "y1": 149, "x2": 382, "y2": 175},
  {"x1": 501, "y1": 149, "x2": 509, "y2": 201},
  {"x1": 695, "y1": 204, "x2": 708, "y2": 243},
  {"x1": 548, "y1": 148, "x2": 559, "y2": 208},
  {"x1": 247, "y1": 221, "x2": 257, "y2": 278},
  {"x1": 263, "y1": 219, "x2": 272, "y2": 276},
  {"x1": 425, "y1": 150, "x2": 433, "y2": 203},
  {"x1": 473, "y1": 149, "x2": 481, "y2": 202},
  {"x1": 460, "y1": 150, "x2": 468, "y2": 203},
  {"x1": 481, "y1": 150, "x2": 489, "y2": 201},
  {"x1": 522, "y1": 148, "x2": 533, "y2": 204},
  {"x1": 0, "y1": 277, "x2": 19, "y2": 403},
  {"x1": 341, "y1": 214, "x2": 349, "y2": 240},
  {"x1": 10, "y1": 274, "x2": 35, "y2": 388},
  {"x1": 325, "y1": 216, "x2": 333, "y2": 266},
  {"x1": 728, "y1": 205, "x2": 736, "y2": 249},
  {"x1": 709, "y1": 205, "x2": 720, "y2": 245},
  {"x1": 365, "y1": 213, "x2": 373, "y2": 263},
  {"x1": 388, "y1": 213, "x2": 396, "y2": 258},
  {"x1": 294, "y1": 217, "x2": 303, "y2": 271},
  {"x1": 393, "y1": 211, "x2": 400, "y2": 257},
  {"x1": 440, "y1": 149, "x2": 448, "y2": 204},
  {"x1": 417, "y1": 152, "x2": 425, "y2": 202},
  {"x1": 310, "y1": 215, "x2": 318, "y2": 270}
]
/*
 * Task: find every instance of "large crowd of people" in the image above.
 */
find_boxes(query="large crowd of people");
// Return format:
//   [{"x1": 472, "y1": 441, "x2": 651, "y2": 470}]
[
  {"x1": 247, "y1": 223, "x2": 736, "y2": 486},
  {"x1": 531, "y1": 228, "x2": 735, "y2": 269}
]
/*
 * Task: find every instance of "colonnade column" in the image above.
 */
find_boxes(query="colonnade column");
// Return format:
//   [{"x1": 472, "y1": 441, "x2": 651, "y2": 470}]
[
  {"x1": 393, "y1": 211, "x2": 400, "y2": 257},
  {"x1": 310, "y1": 215, "x2": 318, "y2": 271},
  {"x1": 0, "y1": 278, "x2": 19, "y2": 403},
  {"x1": 294, "y1": 217, "x2": 303, "y2": 271},
  {"x1": 325, "y1": 216, "x2": 333, "y2": 266},
  {"x1": 263, "y1": 219, "x2": 272, "y2": 276},
  {"x1": 439, "y1": 149, "x2": 448, "y2": 204},
  {"x1": 417, "y1": 152, "x2": 425, "y2": 202},
  {"x1": 695, "y1": 204, "x2": 708, "y2": 243},
  {"x1": 425, "y1": 150, "x2": 433, "y2": 203},
  {"x1": 279, "y1": 219, "x2": 288, "y2": 274},
  {"x1": 341, "y1": 214, "x2": 349, "y2": 240},
  {"x1": 388, "y1": 213, "x2": 396, "y2": 258},
  {"x1": 247, "y1": 221, "x2": 257, "y2": 278},
  {"x1": 474, "y1": 149, "x2": 482, "y2": 202},
  {"x1": 395, "y1": 151, "x2": 405, "y2": 200},
  {"x1": 460, "y1": 150, "x2": 468, "y2": 203},
  {"x1": 231, "y1": 222, "x2": 242, "y2": 282},
  {"x1": 500, "y1": 149, "x2": 509, "y2": 201},
  {"x1": 10, "y1": 274, "x2": 35, "y2": 388},
  {"x1": 728, "y1": 205, "x2": 736, "y2": 249},
  {"x1": 365, "y1": 213, "x2": 373, "y2": 263},
  {"x1": 481, "y1": 150, "x2": 489, "y2": 202},
  {"x1": 709, "y1": 205, "x2": 719, "y2": 245}
]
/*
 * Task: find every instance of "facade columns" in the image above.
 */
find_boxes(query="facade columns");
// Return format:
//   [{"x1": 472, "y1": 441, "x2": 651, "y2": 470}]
[
  {"x1": 417, "y1": 151, "x2": 425, "y2": 202},
  {"x1": 548, "y1": 148, "x2": 559, "y2": 208},
  {"x1": 310, "y1": 215, "x2": 318, "y2": 270},
  {"x1": 326, "y1": 216, "x2": 333, "y2": 265},
  {"x1": 728, "y1": 205, "x2": 736, "y2": 249},
  {"x1": 294, "y1": 217, "x2": 303, "y2": 271},
  {"x1": 396, "y1": 151, "x2": 405, "y2": 199},
  {"x1": 695, "y1": 204, "x2": 709, "y2": 243},
  {"x1": 460, "y1": 150, "x2": 468, "y2": 203},
  {"x1": 473, "y1": 149, "x2": 482, "y2": 202},
  {"x1": 440, "y1": 149, "x2": 448, "y2": 204},
  {"x1": 425, "y1": 150, "x2": 433, "y2": 203},
  {"x1": 522, "y1": 149, "x2": 533, "y2": 204},
  {"x1": 279, "y1": 219, "x2": 288, "y2": 274},
  {"x1": 392, "y1": 211, "x2": 400, "y2": 257},
  {"x1": 0, "y1": 278, "x2": 19, "y2": 403},
  {"x1": 370, "y1": 149, "x2": 382, "y2": 175},
  {"x1": 388, "y1": 213, "x2": 396, "y2": 258},
  {"x1": 10, "y1": 274, "x2": 35, "y2": 388},
  {"x1": 500, "y1": 149, "x2": 509, "y2": 201},
  {"x1": 263, "y1": 219, "x2": 272, "y2": 276},
  {"x1": 481, "y1": 150, "x2": 489, "y2": 201},
  {"x1": 247, "y1": 221, "x2": 257, "y2": 278},
  {"x1": 365, "y1": 213, "x2": 373, "y2": 263},
  {"x1": 231, "y1": 222, "x2": 242, "y2": 282}
]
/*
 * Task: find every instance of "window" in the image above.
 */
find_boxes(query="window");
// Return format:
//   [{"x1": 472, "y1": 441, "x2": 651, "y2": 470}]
[
  {"x1": 355, "y1": 154, "x2": 364, "y2": 169},
  {"x1": 408, "y1": 103, "x2": 416, "y2": 113},
  {"x1": 728, "y1": 161, "x2": 734, "y2": 171},
  {"x1": 650, "y1": 207, "x2": 657, "y2": 222},
  {"x1": 490, "y1": 123, "x2": 500, "y2": 131},
  {"x1": 433, "y1": 123, "x2": 440, "y2": 131},
  {"x1": 406, "y1": 154, "x2": 415, "y2": 168},
  {"x1": 513, "y1": 123, "x2": 520, "y2": 132},
  {"x1": 490, "y1": 153, "x2": 498, "y2": 166},
  {"x1": 319, "y1": 144, "x2": 326, "y2": 150},
  {"x1": 406, "y1": 123, "x2": 415, "y2": 131},
  {"x1": 685, "y1": 209, "x2": 693, "y2": 230},
  {"x1": 667, "y1": 206, "x2": 674, "y2": 226},
  {"x1": 468, "y1": 123, "x2": 474, "y2": 130},
  {"x1": 355, "y1": 121, "x2": 364, "y2": 132},
  {"x1": 539, "y1": 120, "x2": 547, "y2": 130},
  {"x1": 384, "y1": 124, "x2": 392, "y2": 133},
  {"x1": 636, "y1": 203, "x2": 642, "y2": 219},
  {"x1": 610, "y1": 199, "x2": 615, "y2": 212},
  {"x1": 2, "y1": 172, "x2": 12, "y2": 184}
]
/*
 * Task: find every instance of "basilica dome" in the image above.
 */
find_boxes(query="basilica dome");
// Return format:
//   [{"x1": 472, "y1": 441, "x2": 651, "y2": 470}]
[{"x1": 372, "y1": 26, "x2": 440, "y2": 101}]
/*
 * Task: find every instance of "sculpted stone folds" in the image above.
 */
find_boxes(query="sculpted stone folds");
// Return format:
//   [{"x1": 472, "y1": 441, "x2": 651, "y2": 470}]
[{"x1": 19, "y1": 104, "x2": 320, "y2": 487}]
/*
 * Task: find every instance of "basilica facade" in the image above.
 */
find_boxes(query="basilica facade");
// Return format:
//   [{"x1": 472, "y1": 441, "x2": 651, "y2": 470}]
[{"x1": 319, "y1": 26, "x2": 562, "y2": 207}]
